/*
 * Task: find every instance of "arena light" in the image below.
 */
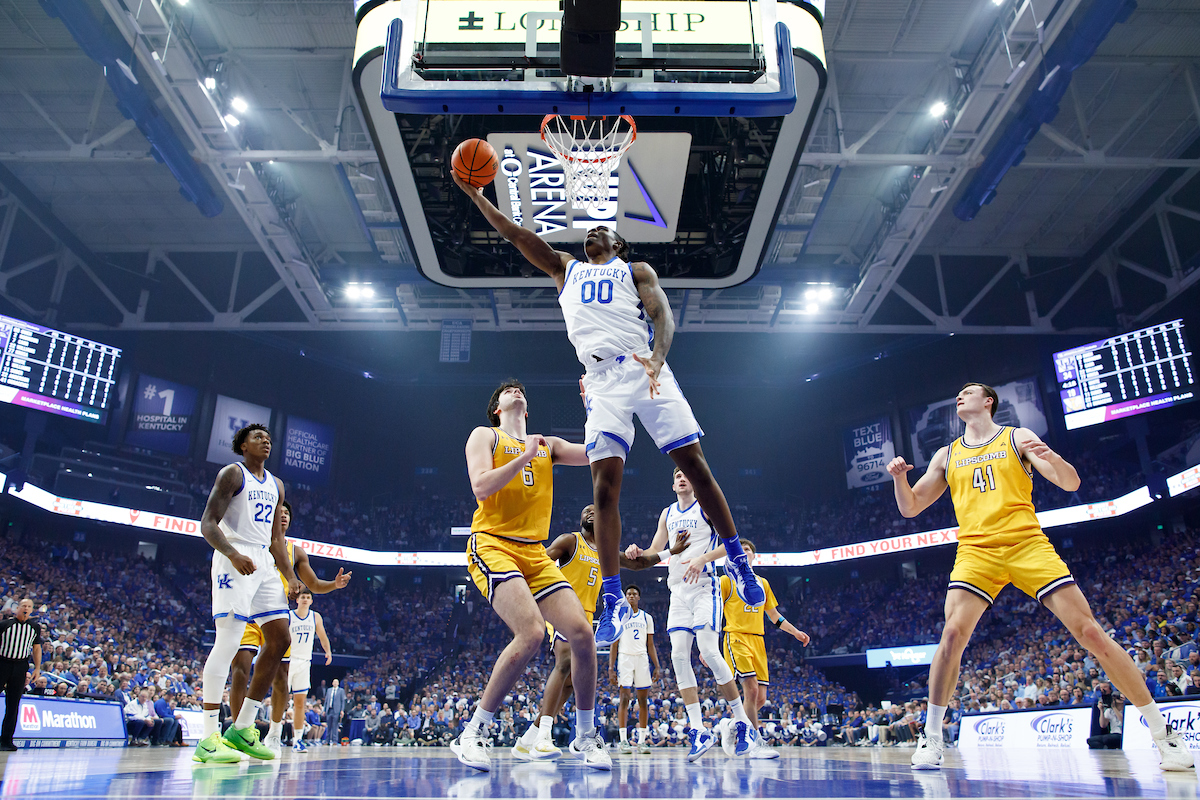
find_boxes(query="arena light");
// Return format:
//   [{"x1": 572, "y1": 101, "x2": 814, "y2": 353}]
[
  {"x1": 223, "y1": 113, "x2": 240, "y2": 128},
  {"x1": 929, "y1": 101, "x2": 948, "y2": 118},
  {"x1": 203, "y1": 76, "x2": 216, "y2": 91},
  {"x1": 230, "y1": 96, "x2": 249, "y2": 113}
]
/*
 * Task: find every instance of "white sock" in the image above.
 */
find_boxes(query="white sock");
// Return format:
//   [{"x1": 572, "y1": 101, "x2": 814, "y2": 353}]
[
  {"x1": 730, "y1": 697, "x2": 751, "y2": 725},
  {"x1": 926, "y1": 704, "x2": 946, "y2": 738},
  {"x1": 203, "y1": 709, "x2": 220, "y2": 738},
  {"x1": 519, "y1": 723, "x2": 538, "y2": 745},
  {"x1": 686, "y1": 702, "x2": 703, "y2": 730},
  {"x1": 1138, "y1": 702, "x2": 1167, "y2": 738},
  {"x1": 268, "y1": 721, "x2": 283, "y2": 739},
  {"x1": 465, "y1": 707, "x2": 494, "y2": 736},
  {"x1": 576, "y1": 707, "x2": 595, "y2": 737},
  {"x1": 619, "y1": 727, "x2": 628, "y2": 742},
  {"x1": 538, "y1": 716, "x2": 553, "y2": 740},
  {"x1": 637, "y1": 727, "x2": 648, "y2": 743},
  {"x1": 235, "y1": 699, "x2": 261, "y2": 729}
]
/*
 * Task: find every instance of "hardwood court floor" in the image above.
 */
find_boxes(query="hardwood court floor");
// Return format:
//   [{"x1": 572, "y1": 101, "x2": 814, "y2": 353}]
[{"x1": 0, "y1": 744, "x2": 1196, "y2": 799}]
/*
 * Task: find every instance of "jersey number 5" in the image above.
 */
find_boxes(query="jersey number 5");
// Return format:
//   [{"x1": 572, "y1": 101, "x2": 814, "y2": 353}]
[
  {"x1": 972, "y1": 464, "x2": 996, "y2": 493},
  {"x1": 587, "y1": 567, "x2": 598, "y2": 586}
]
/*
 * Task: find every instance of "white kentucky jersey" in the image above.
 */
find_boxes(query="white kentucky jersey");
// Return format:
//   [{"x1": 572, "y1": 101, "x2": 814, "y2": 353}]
[
  {"x1": 218, "y1": 462, "x2": 280, "y2": 547},
  {"x1": 558, "y1": 256, "x2": 653, "y2": 366},
  {"x1": 289, "y1": 609, "x2": 317, "y2": 662},
  {"x1": 665, "y1": 499, "x2": 718, "y2": 589},
  {"x1": 619, "y1": 609, "x2": 654, "y2": 656}
]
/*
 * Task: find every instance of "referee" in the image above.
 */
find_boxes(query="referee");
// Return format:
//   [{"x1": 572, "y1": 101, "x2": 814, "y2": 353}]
[{"x1": 0, "y1": 599, "x2": 42, "y2": 752}]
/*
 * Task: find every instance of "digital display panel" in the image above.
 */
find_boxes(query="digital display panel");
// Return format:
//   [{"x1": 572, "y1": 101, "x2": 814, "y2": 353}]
[
  {"x1": 1053, "y1": 319, "x2": 1195, "y2": 430},
  {"x1": 0, "y1": 314, "x2": 121, "y2": 424}
]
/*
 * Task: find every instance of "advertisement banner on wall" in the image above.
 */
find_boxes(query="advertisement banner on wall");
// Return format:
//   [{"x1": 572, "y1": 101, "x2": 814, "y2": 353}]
[
  {"x1": 958, "y1": 706, "x2": 1093, "y2": 749},
  {"x1": 206, "y1": 395, "x2": 273, "y2": 465},
  {"x1": 843, "y1": 417, "x2": 896, "y2": 489},
  {"x1": 1123, "y1": 699, "x2": 1200, "y2": 751},
  {"x1": 280, "y1": 416, "x2": 335, "y2": 486},
  {"x1": 124, "y1": 374, "x2": 199, "y2": 455},
  {"x1": 906, "y1": 377, "x2": 1048, "y2": 467},
  {"x1": 865, "y1": 643, "x2": 939, "y2": 668},
  {"x1": 12, "y1": 696, "x2": 126, "y2": 746}
]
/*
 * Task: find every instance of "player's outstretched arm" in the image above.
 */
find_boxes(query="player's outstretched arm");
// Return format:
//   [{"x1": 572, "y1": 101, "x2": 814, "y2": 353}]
[
  {"x1": 627, "y1": 508, "x2": 671, "y2": 560},
  {"x1": 546, "y1": 436, "x2": 589, "y2": 467},
  {"x1": 623, "y1": 531, "x2": 691, "y2": 570},
  {"x1": 544, "y1": 533, "x2": 578, "y2": 566},
  {"x1": 1016, "y1": 428, "x2": 1081, "y2": 492},
  {"x1": 315, "y1": 612, "x2": 333, "y2": 665},
  {"x1": 201, "y1": 465, "x2": 256, "y2": 575},
  {"x1": 293, "y1": 547, "x2": 352, "y2": 594},
  {"x1": 766, "y1": 608, "x2": 810, "y2": 646},
  {"x1": 270, "y1": 478, "x2": 300, "y2": 597},
  {"x1": 451, "y1": 172, "x2": 571, "y2": 285},
  {"x1": 466, "y1": 426, "x2": 544, "y2": 501},
  {"x1": 887, "y1": 449, "x2": 949, "y2": 518}
]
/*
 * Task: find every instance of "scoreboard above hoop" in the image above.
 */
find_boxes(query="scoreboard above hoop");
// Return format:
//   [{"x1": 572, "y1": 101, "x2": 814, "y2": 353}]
[{"x1": 415, "y1": 1, "x2": 757, "y2": 47}]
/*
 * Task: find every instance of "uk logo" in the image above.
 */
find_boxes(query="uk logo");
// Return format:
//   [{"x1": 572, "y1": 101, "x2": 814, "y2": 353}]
[{"x1": 217, "y1": 574, "x2": 233, "y2": 589}]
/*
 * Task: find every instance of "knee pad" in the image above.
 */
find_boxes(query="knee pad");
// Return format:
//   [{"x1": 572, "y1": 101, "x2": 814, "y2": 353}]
[
  {"x1": 670, "y1": 630, "x2": 698, "y2": 690},
  {"x1": 695, "y1": 628, "x2": 733, "y2": 685},
  {"x1": 203, "y1": 616, "x2": 247, "y2": 704}
]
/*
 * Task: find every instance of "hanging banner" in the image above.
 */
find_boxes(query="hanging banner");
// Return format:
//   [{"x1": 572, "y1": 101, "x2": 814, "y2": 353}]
[
  {"x1": 906, "y1": 377, "x2": 1048, "y2": 467},
  {"x1": 124, "y1": 374, "x2": 199, "y2": 455},
  {"x1": 280, "y1": 416, "x2": 335, "y2": 486},
  {"x1": 843, "y1": 416, "x2": 896, "y2": 489},
  {"x1": 206, "y1": 394, "x2": 273, "y2": 465}
]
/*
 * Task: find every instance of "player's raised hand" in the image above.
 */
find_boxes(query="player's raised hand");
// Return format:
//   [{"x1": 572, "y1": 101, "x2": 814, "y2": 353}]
[
  {"x1": 885, "y1": 456, "x2": 914, "y2": 478},
  {"x1": 669, "y1": 531, "x2": 691, "y2": 555},
  {"x1": 333, "y1": 568, "x2": 352, "y2": 589},
  {"x1": 625, "y1": 543, "x2": 644, "y2": 560},
  {"x1": 631, "y1": 353, "x2": 662, "y2": 398},
  {"x1": 230, "y1": 551, "x2": 257, "y2": 575},
  {"x1": 793, "y1": 629, "x2": 811, "y2": 647},
  {"x1": 451, "y1": 170, "x2": 483, "y2": 198}
]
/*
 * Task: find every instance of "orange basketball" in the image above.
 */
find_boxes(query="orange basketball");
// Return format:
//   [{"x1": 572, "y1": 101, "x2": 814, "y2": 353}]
[{"x1": 451, "y1": 139, "x2": 499, "y2": 188}]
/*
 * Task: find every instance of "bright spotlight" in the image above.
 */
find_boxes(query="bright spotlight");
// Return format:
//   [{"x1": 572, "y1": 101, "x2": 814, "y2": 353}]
[
  {"x1": 804, "y1": 288, "x2": 817, "y2": 300},
  {"x1": 361, "y1": 285, "x2": 376, "y2": 299},
  {"x1": 223, "y1": 113, "x2": 240, "y2": 128},
  {"x1": 345, "y1": 286, "x2": 361, "y2": 300},
  {"x1": 805, "y1": 302, "x2": 819, "y2": 314},
  {"x1": 231, "y1": 96, "x2": 249, "y2": 113},
  {"x1": 929, "y1": 101, "x2": 948, "y2": 118},
  {"x1": 204, "y1": 76, "x2": 216, "y2": 91},
  {"x1": 819, "y1": 287, "x2": 833, "y2": 301}
]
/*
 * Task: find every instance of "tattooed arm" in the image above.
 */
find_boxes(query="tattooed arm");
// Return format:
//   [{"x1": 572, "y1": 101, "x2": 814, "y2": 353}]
[{"x1": 630, "y1": 261, "x2": 674, "y2": 397}]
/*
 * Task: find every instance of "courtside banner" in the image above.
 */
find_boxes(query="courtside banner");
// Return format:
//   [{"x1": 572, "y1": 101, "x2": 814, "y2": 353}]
[
  {"x1": 7, "y1": 695, "x2": 126, "y2": 746},
  {"x1": 124, "y1": 374, "x2": 199, "y2": 456},
  {"x1": 0, "y1": 469, "x2": 1189, "y2": 569},
  {"x1": 206, "y1": 394, "x2": 272, "y2": 465},
  {"x1": 843, "y1": 416, "x2": 895, "y2": 490},
  {"x1": 177, "y1": 709, "x2": 204, "y2": 743},
  {"x1": 1123, "y1": 699, "x2": 1200, "y2": 752},
  {"x1": 958, "y1": 706, "x2": 1092, "y2": 749}
]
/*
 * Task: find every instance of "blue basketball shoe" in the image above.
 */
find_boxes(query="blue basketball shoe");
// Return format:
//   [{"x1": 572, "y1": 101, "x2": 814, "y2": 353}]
[
  {"x1": 594, "y1": 594, "x2": 631, "y2": 647},
  {"x1": 733, "y1": 721, "x2": 755, "y2": 756},
  {"x1": 687, "y1": 728, "x2": 717, "y2": 763},
  {"x1": 727, "y1": 555, "x2": 765, "y2": 606}
]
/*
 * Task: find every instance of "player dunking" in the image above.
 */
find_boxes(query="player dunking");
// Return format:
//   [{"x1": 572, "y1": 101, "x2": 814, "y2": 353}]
[
  {"x1": 717, "y1": 539, "x2": 809, "y2": 759},
  {"x1": 512, "y1": 504, "x2": 688, "y2": 760},
  {"x1": 456, "y1": 380, "x2": 609, "y2": 771},
  {"x1": 228, "y1": 500, "x2": 350, "y2": 757},
  {"x1": 194, "y1": 423, "x2": 296, "y2": 764},
  {"x1": 454, "y1": 174, "x2": 764, "y2": 649},
  {"x1": 624, "y1": 467, "x2": 759, "y2": 762},
  {"x1": 889, "y1": 382, "x2": 1193, "y2": 771}
]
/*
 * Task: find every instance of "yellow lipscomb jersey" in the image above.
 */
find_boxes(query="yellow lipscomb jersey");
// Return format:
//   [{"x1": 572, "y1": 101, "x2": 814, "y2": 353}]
[
  {"x1": 558, "y1": 531, "x2": 601, "y2": 617},
  {"x1": 279, "y1": 539, "x2": 295, "y2": 591},
  {"x1": 470, "y1": 427, "x2": 554, "y2": 541},
  {"x1": 946, "y1": 426, "x2": 1040, "y2": 546},
  {"x1": 720, "y1": 574, "x2": 778, "y2": 636}
]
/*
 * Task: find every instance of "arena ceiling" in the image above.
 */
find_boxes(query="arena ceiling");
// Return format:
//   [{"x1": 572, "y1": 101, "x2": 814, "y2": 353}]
[{"x1": 0, "y1": 0, "x2": 1198, "y2": 334}]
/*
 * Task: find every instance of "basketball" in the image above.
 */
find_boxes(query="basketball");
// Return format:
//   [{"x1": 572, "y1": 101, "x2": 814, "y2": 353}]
[{"x1": 451, "y1": 139, "x2": 498, "y2": 188}]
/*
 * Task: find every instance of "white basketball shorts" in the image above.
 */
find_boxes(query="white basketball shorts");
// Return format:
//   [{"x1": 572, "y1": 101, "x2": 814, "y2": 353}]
[
  {"x1": 666, "y1": 574, "x2": 722, "y2": 633},
  {"x1": 211, "y1": 542, "x2": 289, "y2": 624},
  {"x1": 288, "y1": 658, "x2": 312, "y2": 694},
  {"x1": 582, "y1": 356, "x2": 703, "y2": 463},
  {"x1": 618, "y1": 652, "x2": 652, "y2": 689}
]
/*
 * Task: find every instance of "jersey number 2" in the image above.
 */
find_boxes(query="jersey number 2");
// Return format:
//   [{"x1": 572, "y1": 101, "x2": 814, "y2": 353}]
[{"x1": 972, "y1": 465, "x2": 996, "y2": 493}]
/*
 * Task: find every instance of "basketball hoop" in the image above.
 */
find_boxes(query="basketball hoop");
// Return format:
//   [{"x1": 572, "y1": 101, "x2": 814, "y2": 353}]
[{"x1": 540, "y1": 115, "x2": 637, "y2": 213}]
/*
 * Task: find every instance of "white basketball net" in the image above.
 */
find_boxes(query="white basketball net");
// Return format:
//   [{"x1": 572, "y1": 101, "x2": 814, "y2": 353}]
[{"x1": 540, "y1": 115, "x2": 637, "y2": 213}]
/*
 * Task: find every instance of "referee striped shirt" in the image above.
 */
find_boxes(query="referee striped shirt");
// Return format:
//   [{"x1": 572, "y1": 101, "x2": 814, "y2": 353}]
[{"x1": 0, "y1": 617, "x2": 40, "y2": 661}]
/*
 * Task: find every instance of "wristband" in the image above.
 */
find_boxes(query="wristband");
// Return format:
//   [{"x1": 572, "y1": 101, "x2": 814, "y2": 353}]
[
  {"x1": 773, "y1": 615, "x2": 786, "y2": 629},
  {"x1": 656, "y1": 550, "x2": 673, "y2": 564}
]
